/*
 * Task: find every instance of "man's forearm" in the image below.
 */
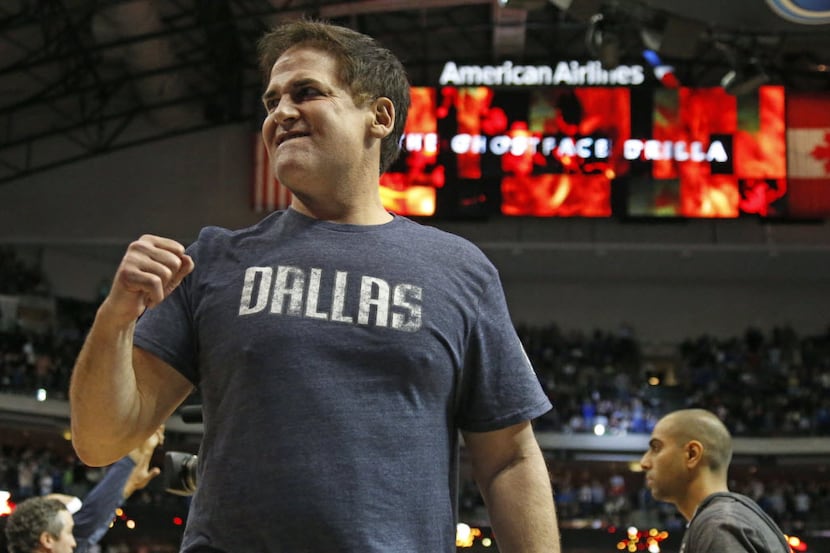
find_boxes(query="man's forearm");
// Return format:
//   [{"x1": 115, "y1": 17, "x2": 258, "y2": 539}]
[
  {"x1": 481, "y1": 451, "x2": 561, "y2": 553},
  {"x1": 72, "y1": 235, "x2": 194, "y2": 467},
  {"x1": 70, "y1": 305, "x2": 142, "y2": 466}
]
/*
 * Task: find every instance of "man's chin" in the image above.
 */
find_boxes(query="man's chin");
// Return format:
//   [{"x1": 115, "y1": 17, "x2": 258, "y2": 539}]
[
  {"x1": 651, "y1": 490, "x2": 669, "y2": 502},
  {"x1": 646, "y1": 485, "x2": 661, "y2": 499}
]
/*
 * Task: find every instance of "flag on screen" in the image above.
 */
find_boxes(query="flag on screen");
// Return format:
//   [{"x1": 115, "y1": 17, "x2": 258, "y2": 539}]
[
  {"x1": 252, "y1": 135, "x2": 291, "y2": 212},
  {"x1": 786, "y1": 93, "x2": 830, "y2": 218}
]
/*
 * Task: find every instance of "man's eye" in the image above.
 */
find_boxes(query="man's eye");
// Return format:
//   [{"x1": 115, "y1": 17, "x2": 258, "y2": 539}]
[{"x1": 296, "y1": 87, "x2": 320, "y2": 100}]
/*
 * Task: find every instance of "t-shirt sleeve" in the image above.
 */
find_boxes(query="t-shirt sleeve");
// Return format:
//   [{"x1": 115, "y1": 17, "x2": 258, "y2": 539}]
[{"x1": 454, "y1": 275, "x2": 552, "y2": 432}]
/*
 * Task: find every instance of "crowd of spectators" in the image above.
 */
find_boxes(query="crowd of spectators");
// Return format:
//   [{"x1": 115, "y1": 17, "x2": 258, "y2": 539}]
[
  {"x1": 3, "y1": 428, "x2": 828, "y2": 542},
  {"x1": 0, "y1": 306, "x2": 88, "y2": 402},
  {"x1": 518, "y1": 322, "x2": 830, "y2": 437},
  {"x1": 2, "y1": 246, "x2": 830, "y2": 542},
  {"x1": 5, "y1": 314, "x2": 829, "y2": 534},
  {"x1": 6, "y1": 311, "x2": 830, "y2": 438},
  {"x1": 458, "y1": 461, "x2": 830, "y2": 535},
  {"x1": 3, "y1": 246, "x2": 830, "y2": 438}
]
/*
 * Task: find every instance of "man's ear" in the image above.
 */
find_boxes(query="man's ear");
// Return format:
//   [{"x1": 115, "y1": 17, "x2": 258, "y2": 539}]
[
  {"x1": 39, "y1": 530, "x2": 54, "y2": 551},
  {"x1": 685, "y1": 440, "x2": 704, "y2": 468},
  {"x1": 369, "y1": 97, "x2": 395, "y2": 139}
]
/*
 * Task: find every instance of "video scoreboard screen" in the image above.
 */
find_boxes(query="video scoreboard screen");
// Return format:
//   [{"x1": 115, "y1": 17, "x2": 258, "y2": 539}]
[{"x1": 379, "y1": 85, "x2": 830, "y2": 220}]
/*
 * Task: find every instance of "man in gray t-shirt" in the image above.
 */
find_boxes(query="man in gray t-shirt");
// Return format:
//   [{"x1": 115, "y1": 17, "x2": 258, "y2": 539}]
[
  {"x1": 69, "y1": 18, "x2": 560, "y2": 553},
  {"x1": 132, "y1": 208, "x2": 553, "y2": 552},
  {"x1": 640, "y1": 409, "x2": 790, "y2": 553}
]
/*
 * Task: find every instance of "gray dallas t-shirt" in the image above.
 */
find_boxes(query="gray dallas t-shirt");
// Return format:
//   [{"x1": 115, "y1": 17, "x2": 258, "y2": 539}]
[{"x1": 135, "y1": 208, "x2": 551, "y2": 553}]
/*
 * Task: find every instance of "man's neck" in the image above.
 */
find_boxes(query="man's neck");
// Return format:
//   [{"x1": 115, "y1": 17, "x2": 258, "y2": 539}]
[
  {"x1": 680, "y1": 481, "x2": 730, "y2": 522},
  {"x1": 290, "y1": 198, "x2": 392, "y2": 225}
]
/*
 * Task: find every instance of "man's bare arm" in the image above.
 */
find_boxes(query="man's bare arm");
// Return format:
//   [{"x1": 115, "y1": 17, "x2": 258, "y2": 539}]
[
  {"x1": 463, "y1": 421, "x2": 561, "y2": 553},
  {"x1": 70, "y1": 235, "x2": 194, "y2": 466}
]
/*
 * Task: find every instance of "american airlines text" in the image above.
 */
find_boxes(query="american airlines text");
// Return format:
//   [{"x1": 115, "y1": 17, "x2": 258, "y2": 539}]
[{"x1": 438, "y1": 60, "x2": 646, "y2": 87}]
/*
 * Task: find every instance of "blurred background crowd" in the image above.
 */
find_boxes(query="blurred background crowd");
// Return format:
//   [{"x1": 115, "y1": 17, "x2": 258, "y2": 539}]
[{"x1": 1, "y1": 244, "x2": 829, "y2": 548}]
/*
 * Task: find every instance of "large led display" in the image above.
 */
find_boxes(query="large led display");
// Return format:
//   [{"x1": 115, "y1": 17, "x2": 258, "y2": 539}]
[
  {"x1": 378, "y1": 84, "x2": 828, "y2": 220},
  {"x1": 380, "y1": 85, "x2": 629, "y2": 218},
  {"x1": 626, "y1": 86, "x2": 786, "y2": 218}
]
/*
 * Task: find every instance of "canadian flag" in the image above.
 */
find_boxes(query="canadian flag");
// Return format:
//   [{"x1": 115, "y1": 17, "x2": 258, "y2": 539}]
[
  {"x1": 786, "y1": 93, "x2": 830, "y2": 218},
  {"x1": 252, "y1": 135, "x2": 292, "y2": 212}
]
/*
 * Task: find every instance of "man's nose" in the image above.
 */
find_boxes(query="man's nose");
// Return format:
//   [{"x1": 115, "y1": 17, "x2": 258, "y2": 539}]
[{"x1": 271, "y1": 98, "x2": 299, "y2": 126}]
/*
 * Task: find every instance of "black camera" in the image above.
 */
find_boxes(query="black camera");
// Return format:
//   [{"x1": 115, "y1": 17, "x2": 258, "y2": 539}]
[
  {"x1": 162, "y1": 403, "x2": 202, "y2": 496},
  {"x1": 163, "y1": 451, "x2": 199, "y2": 496}
]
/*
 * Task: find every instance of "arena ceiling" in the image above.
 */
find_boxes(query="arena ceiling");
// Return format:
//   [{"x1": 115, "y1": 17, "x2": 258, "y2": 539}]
[{"x1": 1, "y1": 0, "x2": 829, "y2": 185}]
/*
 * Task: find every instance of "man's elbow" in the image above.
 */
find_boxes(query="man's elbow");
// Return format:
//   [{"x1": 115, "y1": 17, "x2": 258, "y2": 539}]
[
  {"x1": 72, "y1": 443, "x2": 113, "y2": 467},
  {"x1": 73, "y1": 445, "x2": 115, "y2": 467},
  {"x1": 71, "y1": 427, "x2": 125, "y2": 467}
]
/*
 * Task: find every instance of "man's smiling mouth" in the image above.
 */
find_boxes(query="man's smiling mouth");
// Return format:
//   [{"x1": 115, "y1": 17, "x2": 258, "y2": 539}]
[{"x1": 277, "y1": 132, "x2": 310, "y2": 147}]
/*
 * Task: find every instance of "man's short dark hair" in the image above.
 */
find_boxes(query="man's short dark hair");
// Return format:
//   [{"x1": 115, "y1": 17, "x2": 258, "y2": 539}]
[
  {"x1": 5, "y1": 497, "x2": 68, "y2": 553},
  {"x1": 257, "y1": 19, "x2": 411, "y2": 174}
]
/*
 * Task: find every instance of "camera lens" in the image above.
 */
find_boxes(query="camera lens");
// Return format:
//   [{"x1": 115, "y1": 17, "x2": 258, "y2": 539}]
[{"x1": 163, "y1": 451, "x2": 198, "y2": 496}]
